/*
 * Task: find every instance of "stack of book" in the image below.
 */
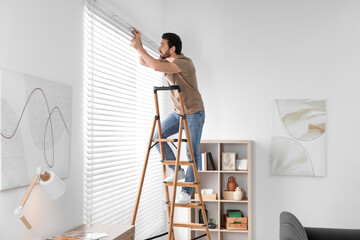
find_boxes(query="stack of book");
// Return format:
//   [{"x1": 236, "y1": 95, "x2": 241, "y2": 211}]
[{"x1": 199, "y1": 152, "x2": 216, "y2": 171}]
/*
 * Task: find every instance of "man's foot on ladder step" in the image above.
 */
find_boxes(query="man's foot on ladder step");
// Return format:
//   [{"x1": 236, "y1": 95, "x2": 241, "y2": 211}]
[
  {"x1": 175, "y1": 191, "x2": 191, "y2": 204},
  {"x1": 163, "y1": 169, "x2": 185, "y2": 182}
]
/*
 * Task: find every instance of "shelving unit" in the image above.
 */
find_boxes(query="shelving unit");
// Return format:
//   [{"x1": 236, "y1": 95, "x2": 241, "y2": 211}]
[{"x1": 189, "y1": 140, "x2": 252, "y2": 240}]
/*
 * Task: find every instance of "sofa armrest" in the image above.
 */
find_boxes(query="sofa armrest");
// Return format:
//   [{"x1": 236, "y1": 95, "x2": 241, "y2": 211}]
[
  {"x1": 305, "y1": 227, "x2": 360, "y2": 240},
  {"x1": 280, "y1": 212, "x2": 308, "y2": 240}
]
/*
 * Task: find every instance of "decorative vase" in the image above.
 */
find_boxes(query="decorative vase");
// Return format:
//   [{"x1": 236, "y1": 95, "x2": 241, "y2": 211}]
[
  {"x1": 234, "y1": 187, "x2": 242, "y2": 200},
  {"x1": 227, "y1": 176, "x2": 236, "y2": 191},
  {"x1": 208, "y1": 218, "x2": 216, "y2": 229}
]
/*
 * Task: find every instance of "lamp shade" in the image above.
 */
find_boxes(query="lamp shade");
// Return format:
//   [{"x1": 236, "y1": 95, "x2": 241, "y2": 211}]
[{"x1": 39, "y1": 171, "x2": 66, "y2": 200}]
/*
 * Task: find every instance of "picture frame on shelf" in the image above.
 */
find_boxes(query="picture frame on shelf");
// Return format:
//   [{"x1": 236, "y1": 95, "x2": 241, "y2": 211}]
[
  {"x1": 236, "y1": 159, "x2": 248, "y2": 171},
  {"x1": 222, "y1": 152, "x2": 236, "y2": 170}
]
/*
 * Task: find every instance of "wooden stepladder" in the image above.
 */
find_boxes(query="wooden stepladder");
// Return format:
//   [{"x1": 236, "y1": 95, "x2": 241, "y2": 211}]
[{"x1": 131, "y1": 85, "x2": 210, "y2": 240}]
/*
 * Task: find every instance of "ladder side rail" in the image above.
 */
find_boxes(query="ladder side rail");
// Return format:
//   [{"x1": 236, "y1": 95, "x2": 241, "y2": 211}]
[
  {"x1": 183, "y1": 119, "x2": 211, "y2": 239},
  {"x1": 167, "y1": 116, "x2": 184, "y2": 240},
  {"x1": 154, "y1": 91, "x2": 175, "y2": 240},
  {"x1": 131, "y1": 116, "x2": 157, "y2": 225},
  {"x1": 154, "y1": 91, "x2": 165, "y2": 162}
]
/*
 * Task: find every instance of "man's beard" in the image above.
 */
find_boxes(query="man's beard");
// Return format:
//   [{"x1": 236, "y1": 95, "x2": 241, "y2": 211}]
[{"x1": 160, "y1": 51, "x2": 170, "y2": 59}]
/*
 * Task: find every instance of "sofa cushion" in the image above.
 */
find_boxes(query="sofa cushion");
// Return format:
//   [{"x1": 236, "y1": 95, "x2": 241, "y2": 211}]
[
  {"x1": 305, "y1": 227, "x2": 360, "y2": 240},
  {"x1": 280, "y1": 211, "x2": 308, "y2": 240}
]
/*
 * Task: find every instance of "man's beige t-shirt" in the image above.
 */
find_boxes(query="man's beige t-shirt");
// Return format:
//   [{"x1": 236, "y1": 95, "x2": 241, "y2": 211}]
[{"x1": 164, "y1": 54, "x2": 204, "y2": 115}]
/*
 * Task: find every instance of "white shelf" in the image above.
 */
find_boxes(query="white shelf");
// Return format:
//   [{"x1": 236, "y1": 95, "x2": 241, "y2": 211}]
[
  {"x1": 191, "y1": 199, "x2": 219, "y2": 203},
  {"x1": 219, "y1": 228, "x2": 249, "y2": 233},
  {"x1": 191, "y1": 228, "x2": 220, "y2": 232},
  {"x1": 219, "y1": 170, "x2": 248, "y2": 173},
  {"x1": 191, "y1": 199, "x2": 249, "y2": 203},
  {"x1": 220, "y1": 199, "x2": 248, "y2": 203}
]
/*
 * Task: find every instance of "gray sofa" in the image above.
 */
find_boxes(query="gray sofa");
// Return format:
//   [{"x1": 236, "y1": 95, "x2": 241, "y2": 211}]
[{"x1": 280, "y1": 211, "x2": 360, "y2": 240}]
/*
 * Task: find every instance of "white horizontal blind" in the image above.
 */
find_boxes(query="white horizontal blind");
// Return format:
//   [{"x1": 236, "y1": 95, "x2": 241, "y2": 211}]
[{"x1": 84, "y1": 1, "x2": 166, "y2": 239}]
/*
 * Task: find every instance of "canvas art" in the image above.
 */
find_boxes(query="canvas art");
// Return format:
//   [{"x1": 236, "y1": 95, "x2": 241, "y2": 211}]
[
  {"x1": 0, "y1": 69, "x2": 71, "y2": 190},
  {"x1": 271, "y1": 99, "x2": 326, "y2": 176},
  {"x1": 222, "y1": 152, "x2": 236, "y2": 170}
]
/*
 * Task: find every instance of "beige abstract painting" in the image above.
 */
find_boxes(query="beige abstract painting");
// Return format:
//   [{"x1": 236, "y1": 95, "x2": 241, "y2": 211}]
[
  {"x1": 0, "y1": 69, "x2": 71, "y2": 190},
  {"x1": 271, "y1": 99, "x2": 326, "y2": 176}
]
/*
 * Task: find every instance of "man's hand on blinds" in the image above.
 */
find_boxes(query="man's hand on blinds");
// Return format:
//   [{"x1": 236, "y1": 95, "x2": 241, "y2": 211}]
[{"x1": 131, "y1": 29, "x2": 143, "y2": 52}]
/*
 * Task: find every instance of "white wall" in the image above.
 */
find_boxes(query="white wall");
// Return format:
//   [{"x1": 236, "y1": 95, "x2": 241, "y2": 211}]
[
  {"x1": 165, "y1": 0, "x2": 360, "y2": 239},
  {"x1": 0, "y1": 0, "x2": 84, "y2": 239}
]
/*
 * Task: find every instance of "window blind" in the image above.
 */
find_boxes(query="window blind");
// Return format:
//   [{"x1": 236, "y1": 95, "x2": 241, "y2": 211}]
[{"x1": 84, "y1": 1, "x2": 166, "y2": 239}]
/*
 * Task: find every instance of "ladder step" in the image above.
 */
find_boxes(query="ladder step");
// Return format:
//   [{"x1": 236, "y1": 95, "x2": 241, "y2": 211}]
[
  {"x1": 172, "y1": 222, "x2": 206, "y2": 229},
  {"x1": 166, "y1": 202, "x2": 203, "y2": 208},
  {"x1": 161, "y1": 160, "x2": 193, "y2": 166},
  {"x1": 153, "y1": 139, "x2": 187, "y2": 142},
  {"x1": 164, "y1": 182, "x2": 199, "y2": 187}
]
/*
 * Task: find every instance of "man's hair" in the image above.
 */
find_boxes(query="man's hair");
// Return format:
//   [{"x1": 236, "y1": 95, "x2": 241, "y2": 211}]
[{"x1": 162, "y1": 33, "x2": 182, "y2": 55}]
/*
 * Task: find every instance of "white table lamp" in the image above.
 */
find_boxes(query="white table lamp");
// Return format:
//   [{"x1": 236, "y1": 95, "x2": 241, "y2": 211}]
[{"x1": 14, "y1": 167, "x2": 66, "y2": 240}]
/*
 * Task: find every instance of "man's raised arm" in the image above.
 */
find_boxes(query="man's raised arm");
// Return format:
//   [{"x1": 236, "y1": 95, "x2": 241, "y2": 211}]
[{"x1": 130, "y1": 29, "x2": 181, "y2": 74}]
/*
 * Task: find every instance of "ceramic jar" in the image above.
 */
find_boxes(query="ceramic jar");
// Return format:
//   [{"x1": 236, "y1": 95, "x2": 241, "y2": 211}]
[
  {"x1": 234, "y1": 187, "x2": 242, "y2": 200},
  {"x1": 227, "y1": 176, "x2": 236, "y2": 191}
]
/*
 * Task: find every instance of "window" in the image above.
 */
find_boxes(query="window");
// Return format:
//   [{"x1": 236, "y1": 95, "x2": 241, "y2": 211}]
[{"x1": 84, "y1": 1, "x2": 166, "y2": 238}]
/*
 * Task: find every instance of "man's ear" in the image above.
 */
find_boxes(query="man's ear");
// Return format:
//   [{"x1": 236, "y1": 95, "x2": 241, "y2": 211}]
[{"x1": 170, "y1": 46, "x2": 176, "y2": 54}]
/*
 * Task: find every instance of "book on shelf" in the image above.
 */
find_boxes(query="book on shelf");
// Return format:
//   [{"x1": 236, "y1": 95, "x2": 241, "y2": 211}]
[
  {"x1": 200, "y1": 152, "x2": 207, "y2": 171},
  {"x1": 48, "y1": 230, "x2": 109, "y2": 240},
  {"x1": 206, "y1": 152, "x2": 216, "y2": 170},
  {"x1": 200, "y1": 152, "x2": 216, "y2": 171}
]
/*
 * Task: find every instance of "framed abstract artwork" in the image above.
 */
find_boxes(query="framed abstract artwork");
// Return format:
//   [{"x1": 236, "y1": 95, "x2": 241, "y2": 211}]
[
  {"x1": 0, "y1": 69, "x2": 71, "y2": 190},
  {"x1": 271, "y1": 99, "x2": 326, "y2": 176}
]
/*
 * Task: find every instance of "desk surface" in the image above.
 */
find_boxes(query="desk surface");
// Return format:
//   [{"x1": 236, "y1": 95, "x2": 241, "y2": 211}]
[{"x1": 71, "y1": 224, "x2": 135, "y2": 240}]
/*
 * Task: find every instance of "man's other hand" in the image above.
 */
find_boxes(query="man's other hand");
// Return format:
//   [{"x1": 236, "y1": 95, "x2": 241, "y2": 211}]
[{"x1": 131, "y1": 29, "x2": 143, "y2": 51}]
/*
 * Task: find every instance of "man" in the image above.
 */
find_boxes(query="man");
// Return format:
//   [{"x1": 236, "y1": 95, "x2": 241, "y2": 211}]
[{"x1": 131, "y1": 30, "x2": 205, "y2": 204}]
